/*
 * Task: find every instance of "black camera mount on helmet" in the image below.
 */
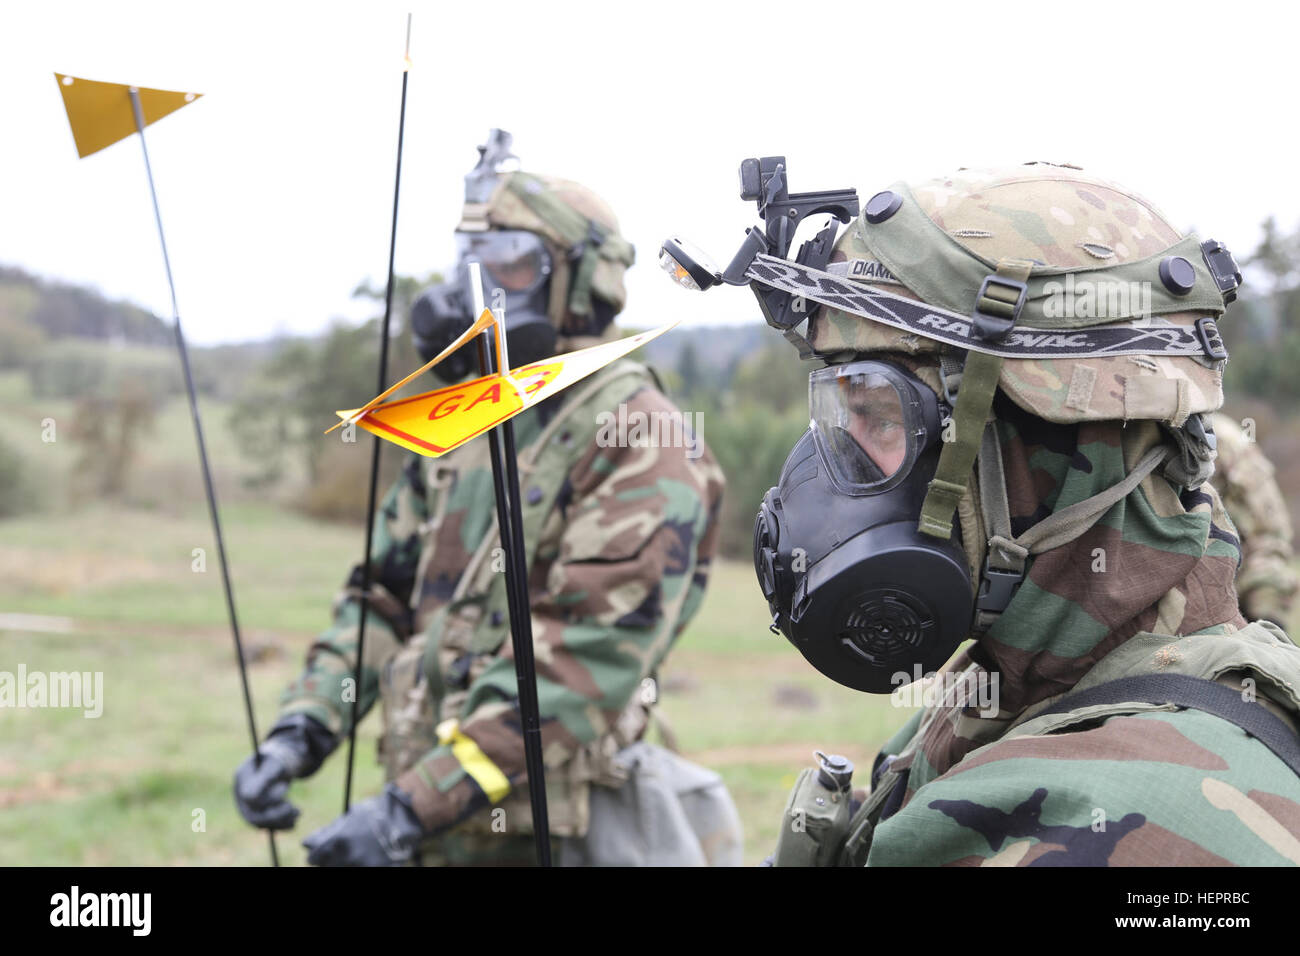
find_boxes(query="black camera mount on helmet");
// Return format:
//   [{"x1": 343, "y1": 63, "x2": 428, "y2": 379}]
[{"x1": 660, "y1": 157, "x2": 858, "y2": 357}]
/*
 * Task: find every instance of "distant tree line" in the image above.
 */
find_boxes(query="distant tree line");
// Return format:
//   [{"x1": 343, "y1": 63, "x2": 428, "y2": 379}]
[
  {"x1": 6, "y1": 215, "x2": 1300, "y2": 549},
  {"x1": 1223, "y1": 217, "x2": 1300, "y2": 404}
]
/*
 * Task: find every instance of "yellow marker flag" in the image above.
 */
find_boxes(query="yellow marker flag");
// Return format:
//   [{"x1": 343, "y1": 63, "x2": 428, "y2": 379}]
[
  {"x1": 334, "y1": 323, "x2": 677, "y2": 458},
  {"x1": 54, "y1": 73, "x2": 201, "y2": 158},
  {"x1": 323, "y1": 307, "x2": 498, "y2": 436}
]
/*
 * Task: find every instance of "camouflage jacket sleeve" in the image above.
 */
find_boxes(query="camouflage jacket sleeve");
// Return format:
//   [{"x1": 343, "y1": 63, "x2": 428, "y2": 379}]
[
  {"x1": 278, "y1": 457, "x2": 428, "y2": 738},
  {"x1": 395, "y1": 385, "x2": 724, "y2": 833},
  {"x1": 866, "y1": 708, "x2": 1300, "y2": 866},
  {"x1": 1212, "y1": 417, "x2": 1299, "y2": 623}
]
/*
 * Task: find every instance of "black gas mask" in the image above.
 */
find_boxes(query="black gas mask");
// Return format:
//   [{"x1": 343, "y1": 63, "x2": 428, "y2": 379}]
[
  {"x1": 410, "y1": 229, "x2": 557, "y2": 382},
  {"x1": 754, "y1": 360, "x2": 974, "y2": 693}
]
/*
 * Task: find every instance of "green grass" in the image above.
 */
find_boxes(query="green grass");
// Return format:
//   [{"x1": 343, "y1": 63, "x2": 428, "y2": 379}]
[
  {"x1": 0, "y1": 501, "x2": 906, "y2": 866},
  {"x1": 657, "y1": 561, "x2": 904, "y2": 862},
  {"x1": 7, "y1": 373, "x2": 1297, "y2": 866},
  {"x1": 0, "y1": 371, "x2": 913, "y2": 866}
]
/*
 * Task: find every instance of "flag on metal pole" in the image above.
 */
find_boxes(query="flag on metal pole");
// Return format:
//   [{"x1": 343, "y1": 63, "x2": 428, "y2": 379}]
[{"x1": 54, "y1": 72, "x2": 278, "y2": 867}]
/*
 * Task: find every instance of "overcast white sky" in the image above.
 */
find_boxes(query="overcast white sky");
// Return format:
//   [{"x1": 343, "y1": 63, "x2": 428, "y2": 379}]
[{"x1": 2, "y1": 0, "x2": 1297, "y2": 344}]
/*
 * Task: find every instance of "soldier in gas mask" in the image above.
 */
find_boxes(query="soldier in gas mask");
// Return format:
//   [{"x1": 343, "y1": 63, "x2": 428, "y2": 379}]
[
  {"x1": 233, "y1": 132, "x2": 741, "y2": 866},
  {"x1": 697, "y1": 161, "x2": 1300, "y2": 865}
]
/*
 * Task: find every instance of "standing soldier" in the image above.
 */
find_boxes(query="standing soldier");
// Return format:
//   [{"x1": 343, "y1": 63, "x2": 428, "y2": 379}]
[
  {"x1": 701, "y1": 161, "x2": 1300, "y2": 865},
  {"x1": 1210, "y1": 412, "x2": 1298, "y2": 626},
  {"x1": 234, "y1": 132, "x2": 741, "y2": 866}
]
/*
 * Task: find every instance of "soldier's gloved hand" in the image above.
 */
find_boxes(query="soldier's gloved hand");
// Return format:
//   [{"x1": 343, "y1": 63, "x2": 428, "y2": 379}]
[
  {"x1": 302, "y1": 784, "x2": 426, "y2": 866},
  {"x1": 233, "y1": 713, "x2": 336, "y2": 830}
]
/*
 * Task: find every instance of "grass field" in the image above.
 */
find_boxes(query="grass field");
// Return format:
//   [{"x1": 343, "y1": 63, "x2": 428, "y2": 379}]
[
  {"x1": 7, "y1": 366, "x2": 1300, "y2": 868},
  {"x1": 7, "y1": 362, "x2": 1300, "y2": 867},
  {"x1": 0, "y1": 502, "x2": 903, "y2": 866}
]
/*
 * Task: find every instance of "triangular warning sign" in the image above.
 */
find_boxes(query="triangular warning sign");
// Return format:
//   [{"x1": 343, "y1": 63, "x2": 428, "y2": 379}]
[
  {"x1": 54, "y1": 73, "x2": 202, "y2": 158},
  {"x1": 334, "y1": 323, "x2": 677, "y2": 458}
]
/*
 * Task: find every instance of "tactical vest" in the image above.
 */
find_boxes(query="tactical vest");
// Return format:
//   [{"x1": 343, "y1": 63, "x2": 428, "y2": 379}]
[
  {"x1": 772, "y1": 619, "x2": 1300, "y2": 866},
  {"x1": 378, "y1": 358, "x2": 660, "y2": 837}
]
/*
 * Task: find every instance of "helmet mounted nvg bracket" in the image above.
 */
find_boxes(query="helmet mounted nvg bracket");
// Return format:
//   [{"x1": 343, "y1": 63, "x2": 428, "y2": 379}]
[{"x1": 659, "y1": 157, "x2": 859, "y2": 341}]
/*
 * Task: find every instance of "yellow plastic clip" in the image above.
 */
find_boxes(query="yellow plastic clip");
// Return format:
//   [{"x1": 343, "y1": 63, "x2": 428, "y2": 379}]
[{"x1": 435, "y1": 719, "x2": 511, "y2": 803}]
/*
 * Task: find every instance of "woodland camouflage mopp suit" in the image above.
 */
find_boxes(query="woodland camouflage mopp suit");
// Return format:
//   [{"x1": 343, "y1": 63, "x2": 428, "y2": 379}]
[
  {"x1": 1209, "y1": 412, "x2": 1299, "y2": 626},
  {"x1": 760, "y1": 163, "x2": 1300, "y2": 866},
  {"x1": 234, "y1": 139, "x2": 742, "y2": 866}
]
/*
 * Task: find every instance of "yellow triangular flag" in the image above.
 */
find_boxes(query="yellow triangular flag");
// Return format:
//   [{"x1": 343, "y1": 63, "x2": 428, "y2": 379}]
[
  {"x1": 323, "y1": 307, "x2": 499, "y2": 435},
  {"x1": 54, "y1": 73, "x2": 201, "y2": 158},
  {"x1": 333, "y1": 323, "x2": 677, "y2": 458}
]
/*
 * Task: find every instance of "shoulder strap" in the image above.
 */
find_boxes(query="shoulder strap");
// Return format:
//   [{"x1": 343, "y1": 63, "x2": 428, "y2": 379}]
[
  {"x1": 454, "y1": 360, "x2": 654, "y2": 642},
  {"x1": 1038, "y1": 673, "x2": 1300, "y2": 777},
  {"x1": 457, "y1": 358, "x2": 653, "y2": 588},
  {"x1": 918, "y1": 256, "x2": 1035, "y2": 540}
]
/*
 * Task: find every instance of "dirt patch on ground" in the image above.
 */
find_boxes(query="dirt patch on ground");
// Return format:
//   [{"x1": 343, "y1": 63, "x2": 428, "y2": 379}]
[
  {"x1": 0, "y1": 549, "x2": 166, "y2": 595},
  {"x1": 0, "y1": 770, "x2": 83, "y2": 808}
]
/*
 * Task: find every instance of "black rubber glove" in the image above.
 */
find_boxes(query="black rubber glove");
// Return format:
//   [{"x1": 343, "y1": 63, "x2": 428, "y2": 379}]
[
  {"x1": 233, "y1": 713, "x2": 336, "y2": 830},
  {"x1": 302, "y1": 784, "x2": 426, "y2": 866}
]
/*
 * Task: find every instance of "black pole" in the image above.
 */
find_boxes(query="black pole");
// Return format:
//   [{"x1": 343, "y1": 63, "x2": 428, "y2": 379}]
[
  {"x1": 474, "y1": 333, "x2": 552, "y2": 866},
  {"x1": 343, "y1": 14, "x2": 411, "y2": 814},
  {"x1": 127, "y1": 88, "x2": 278, "y2": 867}
]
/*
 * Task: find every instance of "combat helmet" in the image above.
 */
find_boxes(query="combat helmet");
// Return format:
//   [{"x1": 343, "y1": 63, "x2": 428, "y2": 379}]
[
  {"x1": 813, "y1": 163, "x2": 1235, "y2": 423},
  {"x1": 411, "y1": 130, "x2": 637, "y2": 380},
  {"x1": 808, "y1": 163, "x2": 1239, "y2": 540},
  {"x1": 456, "y1": 130, "x2": 636, "y2": 337}
]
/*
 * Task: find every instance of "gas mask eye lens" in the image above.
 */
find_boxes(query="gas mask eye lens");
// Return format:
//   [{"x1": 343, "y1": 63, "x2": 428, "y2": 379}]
[
  {"x1": 426, "y1": 229, "x2": 557, "y2": 376},
  {"x1": 843, "y1": 380, "x2": 908, "y2": 477},
  {"x1": 809, "y1": 363, "x2": 936, "y2": 495},
  {"x1": 456, "y1": 231, "x2": 551, "y2": 294},
  {"x1": 489, "y1": 249, "x2": 545, "y2": 292}
]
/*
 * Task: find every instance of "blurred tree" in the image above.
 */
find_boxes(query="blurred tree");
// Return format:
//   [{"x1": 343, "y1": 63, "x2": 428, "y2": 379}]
[
  {"x1": 28, "y1": 340, "x2": 180, "y2": 400},
  {"x1": 677, "y1": 341, "x2": 703, "y2": 400},
  {"x1": 701, "y1": 338, "x2": 815, "y2": 555},
  {"x1": 0, "y1": 436, "x2": 37, "y2": 518},
  {"x1": 729, "y1": 342, "x2": 812, "y2": 416},
  {"x1": 0, "y1": 311, "x2": 46, "y2": 369},
  {"x1": 0, "y1": 264, "x2": 170, "y2": 344},
  {"x1": 350, "y1": 274, "x2": 429, "y2": 327},
  {"x1": 228, "y1": 272, "x2": 441, "y2": 519},
  {"x1": 1224, "y1": 218, "x2": 1300, "y2": 404},
  {"x1": 67, "y1": 378, "x2": 158, "y2": 499},
  {"x1": 1249, "y1": 217, "x2": 1300, "y2": 295}
]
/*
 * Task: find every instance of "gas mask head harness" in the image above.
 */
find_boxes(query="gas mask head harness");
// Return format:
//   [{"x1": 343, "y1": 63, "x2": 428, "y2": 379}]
[
  {"x1": 411, "y1": 129, "x2": 635, "y2": 383},
  {"x1": 662, "y1": 157, "x2": 1244, "y2": 694}
]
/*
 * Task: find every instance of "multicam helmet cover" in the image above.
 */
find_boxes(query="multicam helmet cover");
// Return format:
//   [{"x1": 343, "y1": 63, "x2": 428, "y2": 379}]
[{"x1": 810, "y1": 163, "x2": 1234, "y2": 427}]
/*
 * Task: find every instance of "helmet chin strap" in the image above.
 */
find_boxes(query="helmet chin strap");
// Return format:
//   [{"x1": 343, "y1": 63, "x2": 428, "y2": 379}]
[{"x1": 918, "y1": 257, "x2": 1034, "y2": 542}]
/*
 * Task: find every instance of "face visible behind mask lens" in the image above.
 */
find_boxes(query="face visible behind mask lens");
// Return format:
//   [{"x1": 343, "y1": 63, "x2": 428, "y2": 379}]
[
  {"x1": 754, "y1": 360, "x2": 973, "y2": 693},
  {"x1": 409, "y1": 230, "x2": 558, "y2": 382},
  {"x1": 458, "y1": 231, "x2": 551, "y2": 295}
]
